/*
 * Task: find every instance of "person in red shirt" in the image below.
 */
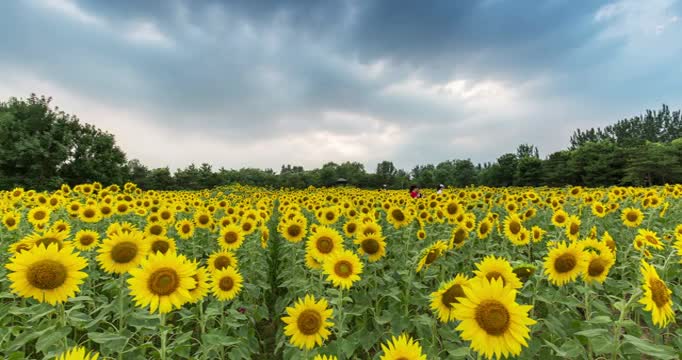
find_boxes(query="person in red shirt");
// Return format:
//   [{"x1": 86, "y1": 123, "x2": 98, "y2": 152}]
[{"x1": 409, "y1": 185, "x2": 422, "y2": 199}]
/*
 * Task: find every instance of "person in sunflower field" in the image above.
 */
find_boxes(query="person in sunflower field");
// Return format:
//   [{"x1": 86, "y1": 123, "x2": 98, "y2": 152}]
[{"x1": 409, "y1": 185, "x2": 422, "y2": 198}]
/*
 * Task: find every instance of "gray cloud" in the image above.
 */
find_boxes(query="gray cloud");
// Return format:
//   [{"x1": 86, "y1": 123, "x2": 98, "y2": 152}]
[{"x1": 1, "y1": 0, "x2": 681, "y2": 172}]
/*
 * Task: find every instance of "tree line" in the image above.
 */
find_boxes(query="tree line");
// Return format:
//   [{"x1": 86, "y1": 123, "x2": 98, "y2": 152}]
[{"x1": 1, "y1": 94, "x2": 681, "y2": 190}]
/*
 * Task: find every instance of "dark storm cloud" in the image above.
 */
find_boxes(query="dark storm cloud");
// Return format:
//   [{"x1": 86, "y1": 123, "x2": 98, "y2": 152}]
[{"x1": 1, "y1": 0, "x2": 681, "y2": 170}]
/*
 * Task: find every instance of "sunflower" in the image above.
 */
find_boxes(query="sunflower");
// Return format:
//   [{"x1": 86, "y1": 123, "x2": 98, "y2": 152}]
[
  {"x1": 416, "y1": 228, "x2": 427, "y2": 240},
  {"x1": 239, "y1": 218, "x2": 257, "y2": 235},
  {"x1": 621, "y1": 207, "x2": 644, "y2": 228},
  {"x1": 530, "y1": 226, "x2": 545, "y2": 243},
  {"x1": 194, "y1": 210, "x2": 214, "y2": 229},
  {"x1": 551, "y1": 209, "x2": 568, "y2": 228},
  {"x1": 50, "y1": 219, "x2": 71, "y2": 234},
  {"x1": 3, "y1": 210, "x2": 21, "y2": 231},
  {"x1": 453, "y1": 278, "x2": 536, "y2": 359},
  {"x1": 639, "y1": 260, "x2": 674, "y2": 328},
  {"x1": 503, "y1": 213, "x2": 524, "y2": 242},
  {"x1": 306, "y1": 226, "x2": 344, "y2": 261},
  {"x1": 8, "y1": 239, "x2": 34, "y2": 255},
  {"x1": 305, "y1": 251, "x2": 324, "y2": 270},
  {"x1": 591, "y1": 201, "x2": 607, "y2": 218},
  {"x1": 217, "y1": 224, "x2": 245, "y2": 250},
  {"x1": 187, "y1": 263, "x2": 211, "y2": 303},
  {"x1": 354, "y1": 233, "x2": 387, "y2": 262},
  {"x1": 379, "y1": 333, "x2": 427, "y2": 360},
  {"x1": 636, "y1": 229, "x2": 664, "y2": 250},
  {"x1": 602, "y1": 231, "x2": 617, "y2": 254},
  {"x1": 512, "y1": 263, "x2": 537, "y2": 283},
  {"x1": 147, "y1": 235, "x2": 177, "y2": 255},
  {"x1": 477, "y1": 219, "x2": 492, "y2": 239},
  {"x1": 583, "y1": 250, "x2": 615, "y2": 284},
  {"x1": 279, "y1": 218, "x2": 307, "y2": 243},
  {"x1": 343, "y1": 220, "x2": 359, "y2": 237},
  {"x1": 5, "y1": 243, "x2": 88, "y2": 304},
  {"x1": 144, "y1": 222, "x2": 167, "y2": 237},
  {"x1": 175, "y1": 219, "x2": 195, "y2": 240},
  {"x1": 317, "y1": 206, "x2": 341, "y2": 225},
  {"x1": 97, "y1": 231, "x2": 150, "y2": 274},
  {"x1": 443, "y1": 200, "x2": 462, "y2": 220},
  {"x1": 358, "y1": 221, "x2": 382, "y2": 237},
  {"x1": 430, "y1": 274, "x2": 470, "y2": 322},
  {"x1": 416, "y1": 241, "x2": 448, "y2": 272},
  {"x1": 322, "y1": 249, "x2": 363, "y2": 289},
  {"x1": 24, "y1": 230, "x2": 71, "y2": 250},
  {"x1": 387, "y1": 206, "x2": 411, "y2": 229},
  {"x1": 207, "y1": 250, "x2": 239, "y2": 273},
  {"x1": 281, "y1": 294, "x2": 334, "y2": 350},
  {"x1": 28, "y1": 206, "x2": 51, "y2": 226},
  {"x1": 79, "y1": 205, "x2": 102, "y2": 223},
  {"x1": 565, "y1": 215, "x2": 581, "y2": 241},
  {"x1": 55, "y1": 346, "x2": 100, "y2": 360},
  {"x1": 447, "y1": 225, "x2": 468, "y2": 249},
  {"x1": 127, "y1": 252, "x2": 196, "y2": 313},
  {"x1": 73, "y1": 229, "x2": 100, "y2": 251},
  {"x1": 313, "y1": 355, "x2": 337, "y2": 360},
  {"x1": 212, "y1": 266, "x2": 243, "y2": 301},
  {"x1": 473, "y1": 255, "x2": 523, "y2": 289},
  {"x1": 543, "y1": 241, "x2": 587, "y2": 286}
]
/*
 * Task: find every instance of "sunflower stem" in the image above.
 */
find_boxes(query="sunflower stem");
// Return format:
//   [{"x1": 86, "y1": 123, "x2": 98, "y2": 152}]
[
  {"x1": 611, "y1": 289, "x2": 642, "y2": 360},
  {"x1": 160, "y1": 313, "x2": 168, "y2": 360},
  {"x1": 584, "y1": 284, "x2": 593, "y2": 360},
  {"x1": 118, "y1": 275, "x2": 126, "y2": 333},
  {"x1": 337, "y1": 288, "x2": 346, "y2": 338}
]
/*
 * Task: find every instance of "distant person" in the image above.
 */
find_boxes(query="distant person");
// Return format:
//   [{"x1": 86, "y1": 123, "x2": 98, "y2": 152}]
[
  {"x1": 437, "y1": 184, "x2": 445, "y2": 194},
  {"x1": 409, "y1": 185, "x2": 422, "y2": 199}
]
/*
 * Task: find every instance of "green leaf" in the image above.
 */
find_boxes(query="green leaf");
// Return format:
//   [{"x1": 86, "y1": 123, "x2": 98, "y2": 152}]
[
  {"x1": 587, "y1": 315, "x2": 612, "y2": 324},
  {"x1": 201, "y1": 333, "x2": 241, "y2": 348},
  {"x1": 622, "y1": 335, "x2": 677, "y2": 359},
  {"x1": 88, "y1": 331, "x2": 128, "y2": 349},
  {"x1": 36, "y1": 326, "x2": 71, "y2": 354},
  {"x1": 447, "y1": 346, "x2": 470, "y2": 358},
  {"x1": 574, "y1": 328, "x2": 609, "y2": 337}
]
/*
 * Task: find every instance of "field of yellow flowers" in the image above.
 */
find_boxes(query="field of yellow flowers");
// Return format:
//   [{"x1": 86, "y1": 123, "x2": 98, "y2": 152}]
[{"x1": 1, "y1": 182, "x2": 681, "y2": 359}]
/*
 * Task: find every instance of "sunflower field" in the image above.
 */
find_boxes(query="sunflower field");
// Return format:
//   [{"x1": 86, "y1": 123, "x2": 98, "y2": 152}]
[{"x1": 1, "y1": 182, "x2": 682, "y2": 359}]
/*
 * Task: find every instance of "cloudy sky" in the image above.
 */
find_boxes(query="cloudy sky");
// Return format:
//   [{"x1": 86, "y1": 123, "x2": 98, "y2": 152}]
[{"x1": 1, "y1": 0, "x2": 681, "y2": 172}]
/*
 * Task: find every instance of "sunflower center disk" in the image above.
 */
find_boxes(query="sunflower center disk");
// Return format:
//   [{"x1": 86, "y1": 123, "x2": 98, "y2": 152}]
[
  {"x1": 650, "y1": 279, "x2": 670, "y2": 307},
  {"x1": 626, "y1": 212, "x2": 638, "y2": 222},
  {"x1": 28, "y1": 260, "x2": 68, "y2": 290},
  {"x1": 111, "y1": 242, "x2": 138, "y2": 263},
  {"x1": 554, "y1": 253, "x2": 577, "y2": 273},
  {"x1": 442, "y1": 284, "x2": 465, "y2": 308},
  {"x1": 316, "y1": 237, "x2": 334, "y2": 253},
  {"x1": 288, "y1": 225, "x2": 301, "y2": 237},
  {"x1": 447, "y1": 204, "x2": 458, "y2": 215},
  {"x1": 182, "y1": 225, "x2": 190, "y2": 233},
  {"x1": 152, "y1": 240, "x2": 170, "y2": 254},
  {"x1": 425, "y1": 250, "x2": 439, "y2": 265},
  {"x1": 219, "y1": 277, "x2": 234, "y2": 291},
  {"x1": 34, "y1": 211, "x2": 46, "y2": 220},
  {"x1": 362, "y1": 239, "x2": 379, "y2": 254},
  {"x1": 84, "y1": 209, "x2": 95, "y2": 218},
  {"x1": 150, "y1": 225, "x2": 163, "y2": 235},
  {"x1": 6, "y1": 218, "x2": 16, "y2": 226},
  {"x1": 80, "y1": 235, "x2": 95, "y2": 246},
  {"x1": 148, "y1": 268, "x2": 179, "y2": 295},
  {"x1": 325, "y1": 212, "x2": 335, "y2": 221},
  {"x1": 224, "y1": 232, "x2": 238, "y2": 244},
  {"x1": 297, "y1": 309, "x2": 322, "y2": 335},
  {"x1": 334, "y1": 261, "x2": 353, "y2": 278},
  {"x1": 198, "y1": 215, "x2": 209, "y2": 224},
  {"x1": 475, "y1": 300, "x2": 511, "y2": 336},
  {"x1": 569, "y1": 223, "x2": 579, "y2": 235},
  {"x1": 214, "y1": 256, "x2": 231, "y2": 270},
  {"x1": 392, "y1": 210, "x2": 405, "y2": 222},
  {"x1": 453, "y1": 230, "x2": 466, "y2": 244},
  {"x1": 347, "y1": 224, "x2": 356, "y2": 233},
  {"x1": 509, "y1": 222, "x2": 521, "y2": 235},
  {"x1": 588, "y1": 258, "x2": 607, "y2": 276}
]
